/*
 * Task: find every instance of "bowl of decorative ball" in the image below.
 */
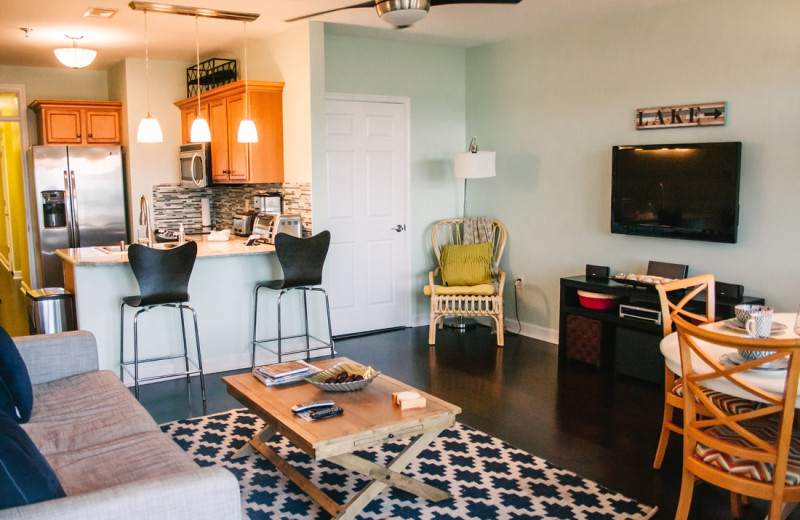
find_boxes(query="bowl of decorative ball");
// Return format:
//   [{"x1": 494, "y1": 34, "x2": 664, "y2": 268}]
[{"x1": 306, "y1": 361, "x2": 380, "y2": 392}]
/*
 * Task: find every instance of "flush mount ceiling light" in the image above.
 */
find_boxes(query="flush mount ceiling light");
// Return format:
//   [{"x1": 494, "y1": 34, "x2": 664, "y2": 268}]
[
  {"x1": 136, "y1": 10, "x2": 163, "y2": 143},
  {"x1": 54, "y1": 35, "x2": 97, "y2": 68}
]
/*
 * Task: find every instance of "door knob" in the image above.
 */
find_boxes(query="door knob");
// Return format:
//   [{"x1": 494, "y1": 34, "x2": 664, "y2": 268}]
[{"x1": 392, "y1": 224, "x2": 405, "y2": 232}]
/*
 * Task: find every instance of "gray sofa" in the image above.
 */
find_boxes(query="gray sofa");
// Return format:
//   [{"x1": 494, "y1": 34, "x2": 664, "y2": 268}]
[{"x1": 0, "y1": 331, "x2": 241, "y2": 519}]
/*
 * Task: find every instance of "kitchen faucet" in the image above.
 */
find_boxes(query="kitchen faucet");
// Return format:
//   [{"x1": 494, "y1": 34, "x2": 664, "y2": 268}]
[{"x1": 139, "y1": 195, "x2": 154, "y2": 247}]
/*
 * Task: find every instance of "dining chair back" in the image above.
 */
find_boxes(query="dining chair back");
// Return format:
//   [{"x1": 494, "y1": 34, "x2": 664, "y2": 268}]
[
  {"x1": 652, "y1": 274, "x2": 717, "y2": 469},
  {"x1": 672, "y1": 314, "x2": 800, "y2": 520}
]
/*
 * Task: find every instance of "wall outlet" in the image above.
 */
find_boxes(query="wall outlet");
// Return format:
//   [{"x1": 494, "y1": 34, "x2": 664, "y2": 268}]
[{"x1": 514, "y1": 275, "x2": 524, "y2": 288}]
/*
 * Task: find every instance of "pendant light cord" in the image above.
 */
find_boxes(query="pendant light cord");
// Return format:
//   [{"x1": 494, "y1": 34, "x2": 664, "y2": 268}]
[
  {"x1": 144, "y1": 10, "x2": 152, "y2": 117},
  {"x1": 195, "y1": 15, "x2": 201, "y2": 116},
  {"x1": 243, "y1": 21, "x2": 250, "y2": 119}
]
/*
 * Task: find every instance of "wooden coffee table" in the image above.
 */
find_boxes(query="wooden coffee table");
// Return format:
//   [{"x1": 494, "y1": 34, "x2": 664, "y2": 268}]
[{"x1": 223, "y1": 357, "x2": 461, "y2": 520}]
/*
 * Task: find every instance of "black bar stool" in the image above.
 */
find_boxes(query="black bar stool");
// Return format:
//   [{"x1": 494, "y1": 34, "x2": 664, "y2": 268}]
[
  {"x1": 252, "y1": 231, "x2": 335, "y2": 366},
  {"x1": 119, "y1": 241, "x2": 205, "y2": 404}
]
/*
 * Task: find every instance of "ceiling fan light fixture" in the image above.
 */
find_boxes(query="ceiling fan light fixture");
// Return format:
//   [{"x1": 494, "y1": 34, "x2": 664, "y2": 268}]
[{"x1": 376, "y1": 0, "x2": 430, "y2": 27}]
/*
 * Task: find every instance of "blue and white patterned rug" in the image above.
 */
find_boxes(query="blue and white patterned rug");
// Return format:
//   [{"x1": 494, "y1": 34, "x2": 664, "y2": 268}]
[{"x1": 161, "y1": 409, "x2": 657, "y2": 520}]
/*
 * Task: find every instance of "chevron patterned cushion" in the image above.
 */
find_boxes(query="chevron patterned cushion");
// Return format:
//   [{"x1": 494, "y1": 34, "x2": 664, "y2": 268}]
[
  {"x1": 694, "y1": 419, "x2": 800, "y2": 485},
  {"x1": 671, "y1": 378, "x2": 765, "y2": 415}
]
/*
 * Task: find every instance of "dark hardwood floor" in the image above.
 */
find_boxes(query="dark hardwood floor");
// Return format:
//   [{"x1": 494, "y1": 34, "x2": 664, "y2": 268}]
[{"x1": 132, "y1": 325, "x2": 796, "y2": 519}]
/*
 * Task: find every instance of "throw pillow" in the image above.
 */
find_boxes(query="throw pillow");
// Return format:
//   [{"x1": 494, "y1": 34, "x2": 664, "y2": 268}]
[
  {"x1": 0, "y1": 410, "x2": 65, "y2": 509},
  {"x1": 0, "y1": 326, "x2": 33, "y2": 423},
  {"x1": 441, "y1": 242, "x2": 493, "y2": 286}
]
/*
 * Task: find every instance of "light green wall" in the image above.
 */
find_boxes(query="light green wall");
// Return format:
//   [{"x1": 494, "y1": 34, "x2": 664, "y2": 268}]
[
  {"x1": 0, "y1": 65, "x2": 109, "y2": 146},
  {"x1": 466, "y1": 0, "x2": 800, "y2": 335},
  {"x1": 323, "y1": 32, "x2": 467, "y2": 319}
]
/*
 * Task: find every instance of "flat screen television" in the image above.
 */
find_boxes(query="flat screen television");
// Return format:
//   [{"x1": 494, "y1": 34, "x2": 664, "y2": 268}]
[{"x1": 610, "y1": 141, "x2": 742, "y2": 244}]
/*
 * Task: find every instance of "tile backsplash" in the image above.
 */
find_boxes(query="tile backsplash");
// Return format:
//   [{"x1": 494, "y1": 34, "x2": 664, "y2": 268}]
[{"x1": 151, "y1": 182, "x2": 312, "y2": 236}]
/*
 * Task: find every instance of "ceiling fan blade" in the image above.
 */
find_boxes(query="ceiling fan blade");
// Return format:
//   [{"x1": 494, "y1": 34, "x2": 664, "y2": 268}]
[
  {"x1": 285, "y1": 1, "x2": 375, "y2": 22},
  {"x1": 430, "y1": 0, "x2": 521, "y2": 5}
]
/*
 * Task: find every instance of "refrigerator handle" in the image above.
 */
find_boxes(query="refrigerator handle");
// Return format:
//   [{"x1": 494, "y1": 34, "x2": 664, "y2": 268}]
[{"x1": 67, "y1": 170, "x2": 80, "y2": 247}]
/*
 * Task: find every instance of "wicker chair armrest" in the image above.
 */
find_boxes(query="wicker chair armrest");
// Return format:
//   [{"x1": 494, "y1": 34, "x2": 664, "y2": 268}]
[{"x1": 428, "y1": 270, "x2": 437, "y2": 295}]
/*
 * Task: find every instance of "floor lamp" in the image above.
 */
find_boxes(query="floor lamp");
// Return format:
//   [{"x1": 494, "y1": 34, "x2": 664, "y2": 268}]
[{"x1": 447, "y1": 137, "x2": 497, "y2": 330}]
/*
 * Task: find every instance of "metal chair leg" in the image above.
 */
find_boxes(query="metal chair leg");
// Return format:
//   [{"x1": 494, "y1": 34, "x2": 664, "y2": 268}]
[
  {"x1": 276, "y1": 290, "x2": 286, "y2": 363},
  {"x1": 178, "y1": 304, "x2": 190, "y2": 385},
  {"x1": 133, "y1": 308, "x2": 144, "y2": 400},
  {"x1": 119, "y1": 302, "x2": 126, "y2": 382},
  {"x1": 184, "y1": 304, "x2": 206, "y2": 404},
  {"x1": 251, "y1": 284, "x2": 263, "y2": 369},
  {"x1": 312, "y1": 287, "x2": 335, "y2": 358},
  {"x1": 302, "y1": 288, "x2": 311, "y2": 360}
]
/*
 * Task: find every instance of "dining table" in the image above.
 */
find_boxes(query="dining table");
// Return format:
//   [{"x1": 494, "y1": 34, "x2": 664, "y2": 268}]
[{"x1": 660, "y1": 312, "x2": 800, "y2": 405}]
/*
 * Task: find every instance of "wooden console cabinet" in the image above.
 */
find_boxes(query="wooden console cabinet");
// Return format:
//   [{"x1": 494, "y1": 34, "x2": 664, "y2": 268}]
[
  {"x1": 29, "y1": 100, "x2": 122, "y2": 145},
  {"x1": 558, "y1": 275, "x2": 764, "y2": 384},
  {"x1": 175, "y1": 80, "x2": 284, "y2": 184}
]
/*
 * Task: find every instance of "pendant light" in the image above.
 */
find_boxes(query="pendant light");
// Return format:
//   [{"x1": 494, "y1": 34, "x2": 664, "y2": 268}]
[
  {"x1": 136, "y1": 10, "x2": 163, "y2": 143},
  {"x1": 190, "y1": 15, "x2": 211, "y2": 143},
  {"x1": 54, "y1": 36, "x2": 97, "y2": 69},
  {"x1": 237, "y1": 21, "x2": 257, "y2": 143}
]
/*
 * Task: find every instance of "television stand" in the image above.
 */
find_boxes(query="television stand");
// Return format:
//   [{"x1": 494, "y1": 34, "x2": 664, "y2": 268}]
[{"x1": 558, "y1": 275, "x2": 765, "y2": 384}]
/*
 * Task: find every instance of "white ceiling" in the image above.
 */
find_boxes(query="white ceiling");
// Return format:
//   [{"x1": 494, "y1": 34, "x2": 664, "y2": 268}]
[{"x1": 0, "y1": 0, "x2": 678, "y2": 70}]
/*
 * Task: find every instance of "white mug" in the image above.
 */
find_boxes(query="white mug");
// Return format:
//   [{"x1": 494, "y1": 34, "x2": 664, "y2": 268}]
[{"x1": 746, "y1": 310, "x2": 773, "y2": 339}]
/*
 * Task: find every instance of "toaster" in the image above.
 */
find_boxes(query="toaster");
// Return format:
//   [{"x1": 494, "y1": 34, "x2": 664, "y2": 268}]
[
  {"x1": 252, "y1": 214, "x2": 302, "y2": 243},
  {"x1": 232, "y1": 211, "x2": 256, "y2": 237}
]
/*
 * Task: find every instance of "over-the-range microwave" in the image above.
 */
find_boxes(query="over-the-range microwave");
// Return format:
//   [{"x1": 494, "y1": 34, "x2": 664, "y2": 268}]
[{"x1": 179, "y1": 143, "x2": 211, "y2": 188}]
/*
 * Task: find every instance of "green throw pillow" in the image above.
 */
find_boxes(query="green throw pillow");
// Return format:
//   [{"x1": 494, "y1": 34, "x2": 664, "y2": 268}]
[{"x1": 441, "y1": 242, "x2": 492, "y2": 286}]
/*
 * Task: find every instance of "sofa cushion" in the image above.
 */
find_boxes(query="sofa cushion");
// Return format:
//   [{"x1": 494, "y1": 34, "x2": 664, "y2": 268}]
[
  {"x1": 0, "y1": 410, "x2": 65, "y2": 508},
  {"x1": 47, "y1": 431, "x2": 199, "y2": 496},
  {"x1": 0, "y1": 326, "x2": 33, "y2": 423},
  {"x1": 22, "y1": 370, "x2": 159, "y2": 456},
  {"x1": 441, "y1": 242, "x2": 492, "y2": 286}
]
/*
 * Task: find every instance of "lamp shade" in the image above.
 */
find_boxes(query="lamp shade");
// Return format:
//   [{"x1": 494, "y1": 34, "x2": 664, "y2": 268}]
[
  {"x1": 137, "y1": 115, "x2": 163, "y2": 143},
  {"x1": 237, "y1": 119, "x2": 258, "y2": 143},
  {"x1": 454, "y1": 151, "x2": 496, "y2": 179},
  {"x1": 53, "y1": 46, "x2": 96, "y2": 68},
  {"x1": 190, "y1": 117, "x2": 211, "y2": 143}
]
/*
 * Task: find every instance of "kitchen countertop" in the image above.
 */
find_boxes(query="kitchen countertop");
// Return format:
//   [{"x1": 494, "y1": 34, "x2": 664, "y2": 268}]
[{"x1": 56, "y1": 234, "x2": 275, "y2": 266}]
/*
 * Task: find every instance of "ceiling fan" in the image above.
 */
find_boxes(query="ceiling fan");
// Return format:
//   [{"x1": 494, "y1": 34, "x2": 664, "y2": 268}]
[{"x1": 286, "y1": 0, "x2": 522, "y2": 29}]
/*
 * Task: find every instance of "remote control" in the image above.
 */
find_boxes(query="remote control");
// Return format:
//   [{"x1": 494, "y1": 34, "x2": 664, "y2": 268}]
[
  {"x1": 292, "y1": 400, "x2": 335, "y2": 414},
  {"x1": 308, "y1": 406, "x2": 343, "y2": 420}
]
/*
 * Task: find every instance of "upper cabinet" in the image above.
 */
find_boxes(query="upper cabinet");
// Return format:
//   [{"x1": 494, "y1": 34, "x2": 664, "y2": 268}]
[
  {"x1": 29, "y1": 100, "x2": 123, "y2": 146},
  {"x1": 175, "y1": 80, "x2": 284, "y2": 184}
]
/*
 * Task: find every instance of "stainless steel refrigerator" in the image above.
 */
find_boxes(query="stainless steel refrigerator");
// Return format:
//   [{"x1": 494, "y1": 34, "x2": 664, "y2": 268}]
[{"x1": 29, "y1": 145, "x2": 128, "y2": 287}]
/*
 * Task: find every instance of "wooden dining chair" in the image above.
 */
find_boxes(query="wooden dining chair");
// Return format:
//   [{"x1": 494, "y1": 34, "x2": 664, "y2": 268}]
[
  {"x1": 653, "y1": 274, "x2": 763, "y2": 471},
  {"x1": 672, "y1": 314, "x2": 800, "y2": 520}
]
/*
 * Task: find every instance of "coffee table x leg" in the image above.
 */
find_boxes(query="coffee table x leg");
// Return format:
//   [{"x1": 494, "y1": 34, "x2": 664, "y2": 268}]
[
  {"x1": 232, "y1": 425, "x2": 450, "y2": 520},
  {"x1": 327, "y1": 429, "x2": 450, "y2": 520}
]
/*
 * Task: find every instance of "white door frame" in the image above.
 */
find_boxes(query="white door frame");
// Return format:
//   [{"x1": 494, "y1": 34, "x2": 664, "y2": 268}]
[
  {"x1": 324, "y1": 93, "x2": 412, "y2": 331},
  {"x1": 0, "y1": 84, "x2": 32, "y2": 284}
]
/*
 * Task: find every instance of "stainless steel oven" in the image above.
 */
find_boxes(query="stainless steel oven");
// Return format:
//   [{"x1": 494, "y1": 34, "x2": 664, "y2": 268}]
[{"x1": 179, "y1": 143, "x2": 211, "y2": 188}]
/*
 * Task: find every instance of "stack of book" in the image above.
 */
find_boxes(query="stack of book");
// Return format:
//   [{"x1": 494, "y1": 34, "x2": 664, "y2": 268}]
[{"x1": 252, "y1": 360, "x2": 319, "y2": 386}]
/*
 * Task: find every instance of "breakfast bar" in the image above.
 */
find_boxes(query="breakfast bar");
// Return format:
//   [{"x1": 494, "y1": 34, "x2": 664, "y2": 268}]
[{"x1": 56, "y1": 235, "x2": 326, "y2": 381}]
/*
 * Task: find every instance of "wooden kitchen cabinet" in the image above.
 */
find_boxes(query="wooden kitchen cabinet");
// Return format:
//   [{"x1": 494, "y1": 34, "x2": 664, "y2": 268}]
[
  {"x1": 175, "y1": 80, "x2": 284, "y2": 184},
  {"x1": 29, "y1": 100, "x2": 122, "y2": 145}
]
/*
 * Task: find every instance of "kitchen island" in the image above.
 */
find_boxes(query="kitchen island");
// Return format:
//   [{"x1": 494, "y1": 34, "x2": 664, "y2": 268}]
[{"x1": 57, "y1": 235, "x2": 329, "y2": 382}]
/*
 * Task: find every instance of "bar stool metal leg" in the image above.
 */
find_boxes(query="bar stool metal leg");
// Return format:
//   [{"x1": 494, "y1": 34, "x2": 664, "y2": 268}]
[
  {"x1": 179, "y1": 305, "x2": 190, "y2": 386},
  {"x1": 276, "y1": 289, "x2": 286, "y2": 363},
  {"x1": 119, "y1": 302, "x2": 126, "y2": 382},
  {"x1": 184, "y1": 304, "x2": 206, "y2": 404},
  {"x1": 302, "y1": 288, "x2": 311, "y2": 361}
]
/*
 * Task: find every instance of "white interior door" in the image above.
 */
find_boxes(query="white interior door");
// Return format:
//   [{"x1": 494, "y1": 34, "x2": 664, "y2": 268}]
[{"x1": 324, "y1": 97, "x2": 409, "y2": 336}]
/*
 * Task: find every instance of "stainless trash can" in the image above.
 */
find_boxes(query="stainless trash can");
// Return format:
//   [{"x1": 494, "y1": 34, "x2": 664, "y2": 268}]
[{"x1": 26, "y1": 288, "x2": 76, "y2": 335}]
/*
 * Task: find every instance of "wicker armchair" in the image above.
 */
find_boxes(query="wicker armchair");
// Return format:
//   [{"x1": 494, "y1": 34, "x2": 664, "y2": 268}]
[{"x1": 424, "y1": 218, "x2": 507, "y2": 346}]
